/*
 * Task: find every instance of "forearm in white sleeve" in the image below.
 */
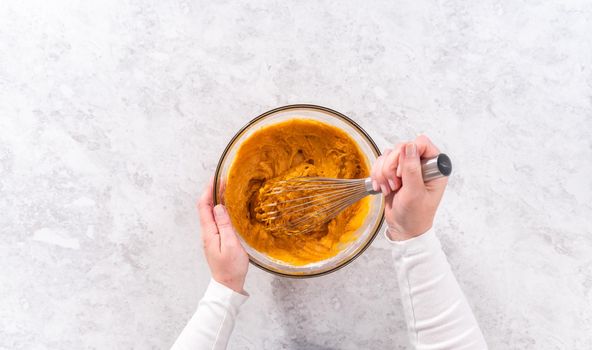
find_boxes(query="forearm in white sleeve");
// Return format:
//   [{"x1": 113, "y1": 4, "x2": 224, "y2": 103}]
[
  {"x1": 388, "y1": 229, "x2": 487, "y2": 349},
  {"x1": 171, "y1": 279, "x2": 248, "y2": 350}
]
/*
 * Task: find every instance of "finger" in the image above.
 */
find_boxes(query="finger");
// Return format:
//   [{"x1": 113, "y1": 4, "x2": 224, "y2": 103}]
[
  {"x1": 198, "y1": 180, "x2": 220, "y2": 252},
  {"x1": 378, "y1": 148, "x2": 394, "y2": 194},
  {"x1": 217, "y1": 176, "x2": 227, "y2": 201},
  {"x1": 370, "y1": 155, "x2": 383, "y2": 192},
  {"x1": 397, "y1": 136, "x2": 439, "y2": 177},
  {"x1": 414, "y1": 134, "x2": 441, "y2": 159},
  {"x1": 395, "y1": 144, "x2": 405, "y2": 178},
  {"x1": 382, "y1": 143, "x2": 404, "y2": 191},
  {"x1": 413, "y1": 135, "x2": 449, "y2": 194},
  {"x1": 213, "y1": 204, "x2": 241, "y2": 253},
  {"x1": 400, "y1": 142, "x2": 425, "y2": 192},
  {"x1": 372, "y1": 154, "x2": 390, "y2": 195}
]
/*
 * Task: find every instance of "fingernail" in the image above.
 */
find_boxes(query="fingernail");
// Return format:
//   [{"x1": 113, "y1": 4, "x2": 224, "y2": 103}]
[
  {"x1": 214, "y1": 204, "x2": 225, "y2": 217},
  {"x1": 372, "y1": 180, "x2": 379, "y2": 192},
  {"x1": 380, "y1": 184, "x2": 388, "y2": 194},
  {"x1": 406, "y1": 143, "x2": 416, "y2": 157},
  {"x1": 388, "y1": 179, "x2": 396, "y2": 191}
]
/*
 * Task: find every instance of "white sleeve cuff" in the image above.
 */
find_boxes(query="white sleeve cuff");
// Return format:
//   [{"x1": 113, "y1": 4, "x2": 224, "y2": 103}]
[
  {"x1": 202, "y1": 279, "x2": 249, "y2": 313},
  {"x1": 170, "y1": 279, "x2": 249, "y2": 350},
  {"x1": 384, "y1": 228, "x2": 440, "y2": 256}
]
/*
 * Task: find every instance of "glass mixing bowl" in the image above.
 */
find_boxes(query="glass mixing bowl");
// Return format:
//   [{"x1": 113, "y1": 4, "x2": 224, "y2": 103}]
[{"x1": 213, "y1": 104, "x2": 385, "y2": 278}]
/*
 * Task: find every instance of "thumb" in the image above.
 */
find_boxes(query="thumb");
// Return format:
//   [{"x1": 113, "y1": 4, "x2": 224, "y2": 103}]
[
  {"x1": 213, "y1": 204, "x2": 241, "y2": 250},
  {"x1": 401, "y1": 142, "x2": 425, "y2": 191}
]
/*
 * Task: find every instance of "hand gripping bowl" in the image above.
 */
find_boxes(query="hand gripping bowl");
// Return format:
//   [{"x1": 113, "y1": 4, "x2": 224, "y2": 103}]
[{"x1": 213, "y1": 105, "x2": 385, "y2": 277}]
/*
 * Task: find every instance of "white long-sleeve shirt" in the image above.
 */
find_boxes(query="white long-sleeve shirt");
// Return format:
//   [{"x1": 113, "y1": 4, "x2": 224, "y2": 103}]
[
  {"x1": 171, "y1": 279, "x2": 248, "y2": 350},
  {"x1": 388, "y1": 229, "x2": 487, "y2": 349},
  {"x1": 171, "y1": 229, "x2": 487, "y2": 349}
]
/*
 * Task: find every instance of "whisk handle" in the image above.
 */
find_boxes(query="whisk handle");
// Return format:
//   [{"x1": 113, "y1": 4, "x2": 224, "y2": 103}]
[
  {"x1": 365, "y1": 153, "x2": 452, "y2": 194},
  {"x1": 421, "y1": 153, "x2": 452, "y2": 182}
]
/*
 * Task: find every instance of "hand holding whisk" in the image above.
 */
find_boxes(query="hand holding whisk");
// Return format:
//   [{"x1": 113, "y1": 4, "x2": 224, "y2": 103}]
[{"x1": 257, "y1": 149, "x2": 452, "y2": 236}]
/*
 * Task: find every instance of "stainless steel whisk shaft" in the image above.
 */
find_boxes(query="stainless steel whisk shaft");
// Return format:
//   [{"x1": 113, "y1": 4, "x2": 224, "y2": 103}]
[{"x1": 258, "y1": 154, "x2": 452, "y2": 236}]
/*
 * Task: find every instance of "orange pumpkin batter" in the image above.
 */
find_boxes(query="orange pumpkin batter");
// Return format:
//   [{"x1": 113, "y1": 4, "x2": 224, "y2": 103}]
[{"x1": 224, "y1": 119, "x2": 370, "y2": 265}]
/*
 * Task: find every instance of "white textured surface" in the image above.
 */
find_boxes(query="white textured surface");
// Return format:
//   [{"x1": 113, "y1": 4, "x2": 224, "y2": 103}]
[{"x1": 1, "y1": 1, "x2": 591, "y2": 349}]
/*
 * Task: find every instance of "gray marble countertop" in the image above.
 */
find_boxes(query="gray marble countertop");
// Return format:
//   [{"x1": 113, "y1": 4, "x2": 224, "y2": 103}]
[{"x1": 1, "y1": 1, "x2": 591, "y2": 349}]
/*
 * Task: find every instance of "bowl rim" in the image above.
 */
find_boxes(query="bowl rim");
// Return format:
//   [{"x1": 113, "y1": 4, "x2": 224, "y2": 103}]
[{"x1": 213, "y1": 104, "x2": 385, "y2": 278}]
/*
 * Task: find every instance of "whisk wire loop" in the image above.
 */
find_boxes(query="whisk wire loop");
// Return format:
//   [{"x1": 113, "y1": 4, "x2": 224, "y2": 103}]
[{"x1": 257, "y1": 177, "x2": 370, "y2": 235}]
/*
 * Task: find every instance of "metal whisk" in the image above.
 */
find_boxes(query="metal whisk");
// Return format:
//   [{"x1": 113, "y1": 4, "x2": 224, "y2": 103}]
[{"x1": 257, "y1": 154, "x2": 452, "y2": 236}]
